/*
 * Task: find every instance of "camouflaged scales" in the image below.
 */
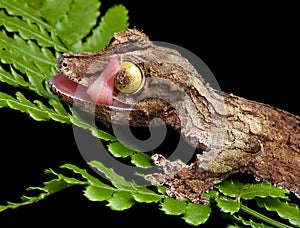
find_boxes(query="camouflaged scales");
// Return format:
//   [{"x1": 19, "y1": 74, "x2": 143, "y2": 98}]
[{"x1": 49, "y1": 28, "x2": 300, "y2": 204}]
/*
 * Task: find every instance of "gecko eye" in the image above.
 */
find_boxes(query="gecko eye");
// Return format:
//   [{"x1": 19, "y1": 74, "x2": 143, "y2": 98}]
[{"x1": 114, "y1": 61, "x2": 144, "y2": 94}]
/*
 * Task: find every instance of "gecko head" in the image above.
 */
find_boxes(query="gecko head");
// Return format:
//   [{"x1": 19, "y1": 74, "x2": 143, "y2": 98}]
[
  {"x1": 48, "y1": 29, "x2": 227, "y2": 175},
  {"x1": 48, "y1": 29, "x2": 196, "y2": 128}
]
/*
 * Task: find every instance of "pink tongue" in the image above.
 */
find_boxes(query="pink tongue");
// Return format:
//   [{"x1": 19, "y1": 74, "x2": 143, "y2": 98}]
[{"x1": 87, "y1": 56, "x2": 122, "y2": 105}]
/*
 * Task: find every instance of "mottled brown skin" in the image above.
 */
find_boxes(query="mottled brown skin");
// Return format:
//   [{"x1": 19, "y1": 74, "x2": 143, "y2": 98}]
[
  {"x1": 49, "y1": 28, "x2": 300, "y2": 204},
  {"x1": 148, "y1": 93, "x2": 300, "y2": 204}
]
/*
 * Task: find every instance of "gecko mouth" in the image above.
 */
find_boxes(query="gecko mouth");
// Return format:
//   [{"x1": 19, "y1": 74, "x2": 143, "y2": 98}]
[{"x1": 49, "y1": 56, "x2": 131, "y2": 109}]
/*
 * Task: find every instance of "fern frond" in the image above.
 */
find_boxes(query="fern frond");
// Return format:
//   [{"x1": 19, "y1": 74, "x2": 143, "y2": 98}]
[
  {"x1": 213, "y1": 178, "x2": 295, "y2": 227},
  {"x1": 0, "y1": 167, "x2": 86, "y2": 212},
  {"x1": 0, "y1": 0, "x2": 54, "y2": 32},
  {"x1": 68, "y1": 109, "x2": 116, "y2": 141},
  {"x1": 0, "y1": 40, "x2": 54, "y2": 97},
  {"x1": 230, "y1": 215, "x2": 273, "y2": 228},
  {"x1": 38, "y1": 0, "x2": 73, "y2": 26},
  {"x1": 0, "y1": 0, "x2": 66, "y2": 52},
  {"x1": 0, "y1": 31, "x2": 55, "y2": 68},
  {"x1": 0, "y1": 91, "x2": 70, "y2": 122},
  {"x1": 0, "y1": 65, "x2": 28, "y2": 88},
  {"x1": 0, "y1": 161, "x2": 212, "y2": 226},
  {"x1": 215, "y1": 179, "x2": 288, "y2": 200},
  {"x1": 256, "y1": 197, "x2": 300, "y2": 227},
  {"x1": 74, "y1": 5, "x2": 129, "y2": 52},
  {"x1": 0, "y1": 10, "x2": 66, "y2": 52},
  {"x1": 54, "y1": 0, "x2": 101, "y2": 49},
  {"x1": 108, "y1": 142, "x2": 152, "y2": 168}
]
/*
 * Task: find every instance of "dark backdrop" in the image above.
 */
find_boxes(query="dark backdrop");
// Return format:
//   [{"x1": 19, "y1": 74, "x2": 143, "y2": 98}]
[{"x1": 0, "y1": 1, "x2": 298, "y2": 227}]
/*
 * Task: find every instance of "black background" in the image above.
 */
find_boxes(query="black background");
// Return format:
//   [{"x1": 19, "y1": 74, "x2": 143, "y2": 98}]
[{"x1": 0, "y1": 1, "x2": 298, "y2": 227}]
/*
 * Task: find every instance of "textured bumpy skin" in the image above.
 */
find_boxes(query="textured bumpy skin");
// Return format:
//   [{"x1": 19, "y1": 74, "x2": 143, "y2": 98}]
[{"x1": 49, "y1": 28, "x2": 300, "y2": 204}]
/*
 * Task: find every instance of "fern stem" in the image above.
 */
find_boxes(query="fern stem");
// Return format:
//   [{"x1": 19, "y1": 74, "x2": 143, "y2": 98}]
[{"x1": 240, "y1": 203, "x2": 293, "y2": 228}]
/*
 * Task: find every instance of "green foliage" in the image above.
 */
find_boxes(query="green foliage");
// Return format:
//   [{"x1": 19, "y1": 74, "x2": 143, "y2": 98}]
[
  {"x1": 108, "y1": 141, "x2": 153, "y2": 168},
  {"x1": 0, "y1": 0, "x2": 299, "y2": 227},
  {"x1": 215, "y1": 179, "x2": 288, "y2": 200},
  {"x1": 0, "y1": 91, "x2": 70, "y2": 122},
  {"x1": 0, "y1": 161, "x2": 211, "y2": 225},
  {"x1": 54, "y1": 0, "x2": 101, "y2": 47},
  {"x1": 183, "y1": 203, "x2": 211, "y2": 226},
  {"x1": 215, "y1": 196, "x2": 240, "y2": 214},
  {"x1": 228, "y1": 215, "x2": 274, "y2": 228},
  {"x1": 0, "y1": 0, "x2": 127, "y2": 134},
  {"x1": 1, "y1": 161, "x2": 299, "y2": 227},
  {"x1": 74, "y1": 4, "x2": 129, "y2": 52},
  {"x1": 0, "y1": 167, "x2": 86, "y2": 212},
  {"x1": 160, "y1": 197, "x2": 186, "y2": 215},
  {"x1": 213, "y1": 179, "x2": 299, "y2": 227},
  {"x1": 256, "y1": 197, "x2": 300, "y2": 227}
]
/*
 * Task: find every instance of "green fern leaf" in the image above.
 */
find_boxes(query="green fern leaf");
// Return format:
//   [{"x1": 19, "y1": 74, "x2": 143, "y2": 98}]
[
  {"x1": 1, "y1": 92, "x2": 48, "y2": 120},
  {"x1": 130, "y1": 152, "x2": 153, "y2": 168},
  {"x1": 66, "y1": 161, "x2": 162, "y2": 205},
  {"x1": 1, "y1": 160, "x2": 211, "y2": 224},
  {"x1": 69, "y1": 109, "x2": 116, "y2": 141},
  {"x1": 89, "y1": 160, "x2": 138, "y2": 190},
  {"x1": 75, "y1": 5, "x2": 129, "y2": 52},
  {"x1": 65, "y1": 162, "x2": 163, "y2": 207},
  {"x1": 108, "y1": 141, "x2": 135, "y2": 158},
  {"x1": 231, "y1": 215, "x2": 274, "y2": 228},
  {"x1": 0, "y1": 168, "x2": 86, "y2": 212},
  {"x1": 0, "y1": 10, "x2": 66, "y2": 52},
  {"x1": 131, "y1": 191, "x2": 162, "y2": 203},
  {"x1": 0, "y1": 0, "x2": 54, "y2": 32},
  {"x1": 54, "y1": 0, "x2": 100, "y2": 49},
  {"x1": 0, "y1": 31, "x2": 55, "y2": 74},
  {"x1": 0, "y1": 159, "x2": 212, "y2": 226},
  {"x1": 107, "y1": 142, "x2": 152, "y2": 168},
  {"x1": 84, "y1": 185, "x2": 114, "y2": 202},
  {"x1": 215, "y1": 179, "x2": 245, "y2": 198},
  {"x1": 256, "y1": 197, "x2": 300, "y2": 227},
  {"x1": 48, "y1": 98, "x2": 70, "y2": 118},
  {"x1": 0, "y1": 44, "x2": 52, "y2": 98},
  {"x1": 214, "y1": 179, "x2": 297, "y2": 227},
  {"x1": 215, "y1": 197, "x2": 241, "y2": 214},
  {"x1": 39, "y1": 0, "x2": 73, "y2": 26},
  {"x1": 216, "y1": 179, "x2": 288, "y2": 200},
  {"x1": 160, "y1": 197, "x2": 186, "y2": 215},
  {"x1": 0, "y1": 65, "x2": 28, "y2": 87},
  {"x1": 183, "y1": 202, "x2": 211, "y2": 226},
  {"x1": 42, "y1": 168, "x2": 87, "y2": 191},
  {"x1": 240, "y1": 182, "x2": 288, "y2": 200},
  {"x1": 107, "y1": 192, "x2": 135, "y2": 211},
  {"x1": 0, "y1": 91, "x2": 70, "y2": 122},
  {"x1": 17, "y1": 0, "x2": 44, "y2": 10},
  {"x1": 61, "y1": 163, "x2": 107, "y2": 187},
  {"x1": 88, "y1": 160, "x2": 163, "y2": 200}
]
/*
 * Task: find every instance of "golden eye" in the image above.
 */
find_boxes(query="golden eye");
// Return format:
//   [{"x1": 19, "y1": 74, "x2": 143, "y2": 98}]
[{"x1": 114, "y1": 61, "x2": 144, "y2": 94}]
